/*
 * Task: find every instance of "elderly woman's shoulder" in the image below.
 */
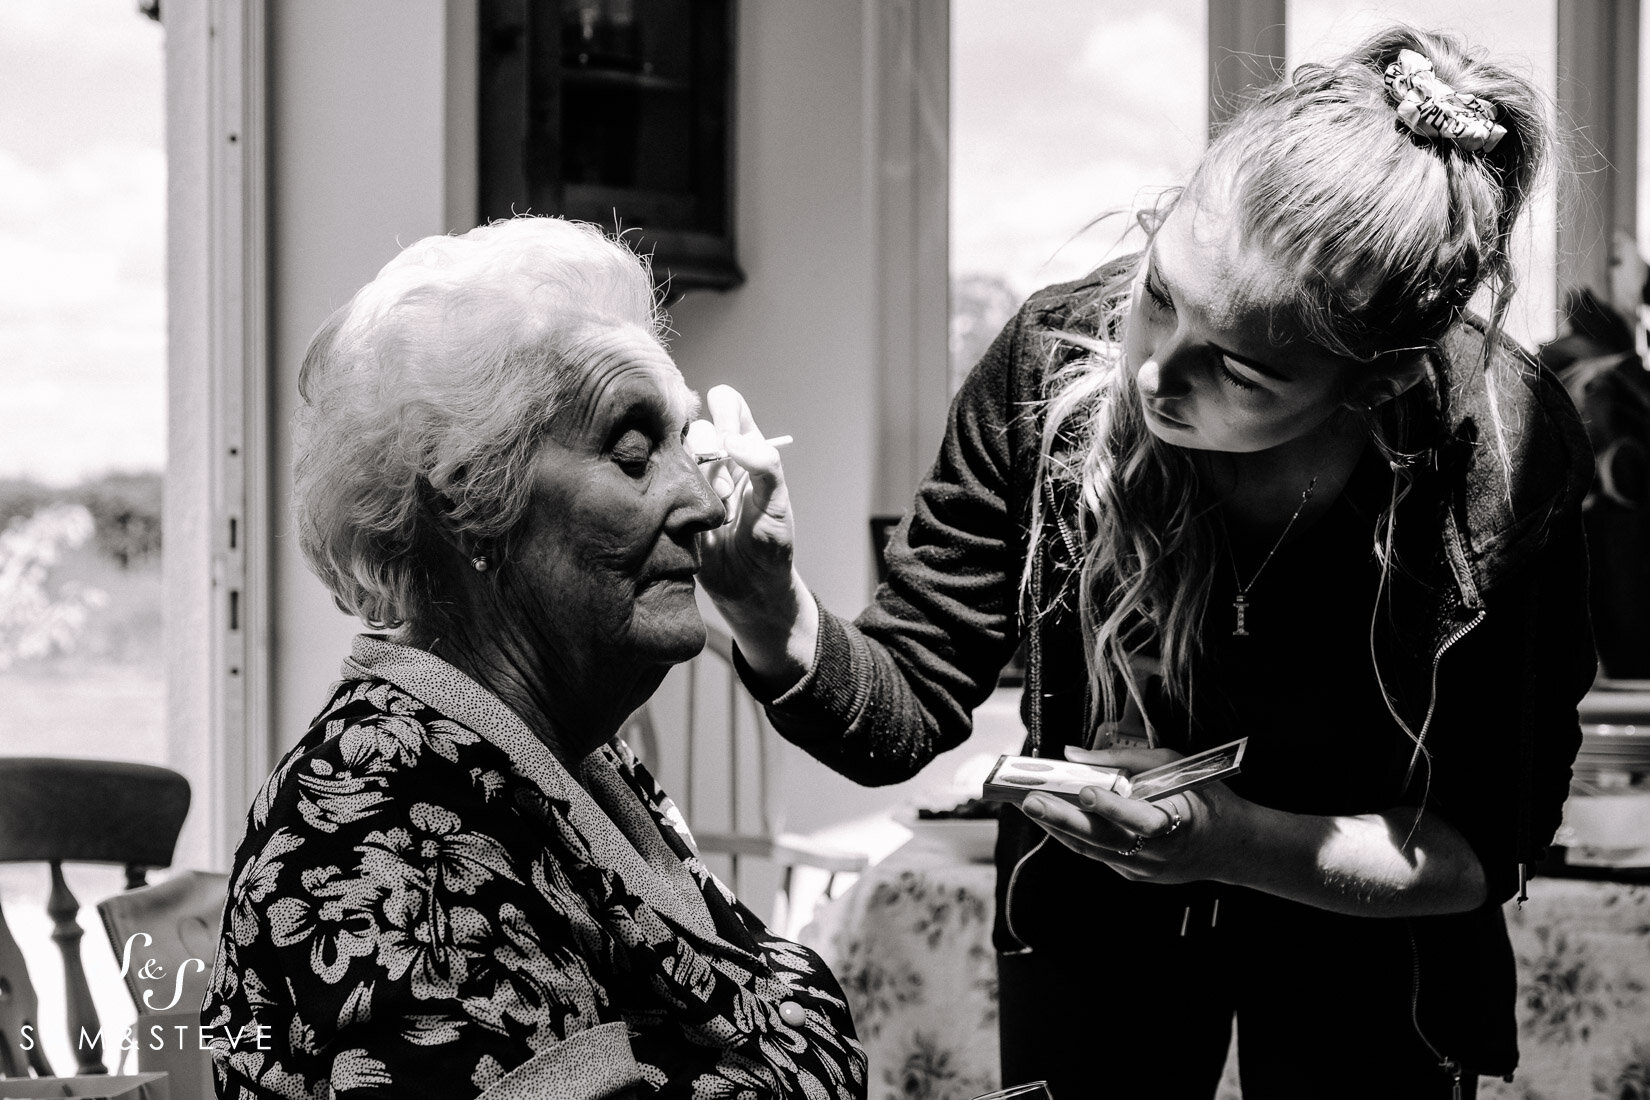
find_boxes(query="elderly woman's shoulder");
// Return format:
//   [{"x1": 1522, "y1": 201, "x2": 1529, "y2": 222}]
[{"x1": 233, "y1": 677, "x2": 515, "y2": 858}]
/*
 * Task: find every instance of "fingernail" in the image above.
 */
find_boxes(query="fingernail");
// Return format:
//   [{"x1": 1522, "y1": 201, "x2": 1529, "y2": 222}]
[
  {"x1": 1079, "y1": 788, "x2": 1098, "y2": 809},
  {"x1": 1023, "y1": 797, "x2": 1045, "y2": 819}
]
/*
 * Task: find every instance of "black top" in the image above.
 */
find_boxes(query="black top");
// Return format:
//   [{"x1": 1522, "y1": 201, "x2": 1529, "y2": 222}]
[{"x1": 1167, "y1": 447, "x2": 1414, "y2": 818}]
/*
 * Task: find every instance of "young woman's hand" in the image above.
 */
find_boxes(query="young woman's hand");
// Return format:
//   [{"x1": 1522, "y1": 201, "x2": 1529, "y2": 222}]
[
  {"x1": 1018, "y1": 745, "x2": 1252, "y2": 885},
  {"x1": 1024, "y1": 744, "x2": 1493, "y2": 915},
  {"x1": 694, "y1": 385, "x2": 796, "y2": 602},
  {"x1": 693, "y1": 384, "x2": 819, "y2": 690}
]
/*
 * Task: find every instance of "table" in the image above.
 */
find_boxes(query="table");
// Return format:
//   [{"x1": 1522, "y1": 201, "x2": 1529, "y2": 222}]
[
  {"x1": 805, "y1": 837, "x2": 1650, "y2": 1099},
  {"x1": 1485, "y1": 876, "x2": 1650, "y2": 1099}
]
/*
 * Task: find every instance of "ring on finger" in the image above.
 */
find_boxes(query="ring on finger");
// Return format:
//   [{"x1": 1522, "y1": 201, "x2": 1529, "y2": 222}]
[
  {"x1": 1118, "y1": 832, "x2": 1145, "y2": 858},
  {"x1": 1160, "y1": 801, "x2": 1183, "y2": 838}
]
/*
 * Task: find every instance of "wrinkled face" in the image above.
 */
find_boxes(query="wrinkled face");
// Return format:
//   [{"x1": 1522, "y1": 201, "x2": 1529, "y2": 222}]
[
  {"x1": 1123, "y1": 182, "x2": 1366, "y2": 454},
  {"x1": 504, "y1": 326, "x2": 725, "y2": 674}
]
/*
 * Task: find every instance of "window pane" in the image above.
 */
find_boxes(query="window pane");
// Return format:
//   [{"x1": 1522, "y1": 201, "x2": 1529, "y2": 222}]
[
  {"x1": 1286, "y1": 1, "x2": 1560, "y2": 349},
  {"x1": 0, "y1": 0, "x2": 166, "y2": 1075},
  {"x1": 951, "y1": 0, "x2": 1207, "y2": 389}
]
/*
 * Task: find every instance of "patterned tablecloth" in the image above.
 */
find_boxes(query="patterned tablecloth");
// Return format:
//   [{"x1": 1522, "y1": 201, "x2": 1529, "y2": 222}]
[
  {"x1": 803, "y1": 838, "x2": 1650, "y2": 1100},
  {"x1": 801, "y1": 838, "x2": 1003, "y2": 1100}
]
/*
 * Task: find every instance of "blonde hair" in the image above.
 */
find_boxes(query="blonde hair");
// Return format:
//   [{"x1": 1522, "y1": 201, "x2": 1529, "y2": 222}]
[
  {"x1": 1032, "y1": 27, "x2": 1552, "y2": 734},
  {"x1": 293, "y1": 217, "x2": 662, "y2": 629}
]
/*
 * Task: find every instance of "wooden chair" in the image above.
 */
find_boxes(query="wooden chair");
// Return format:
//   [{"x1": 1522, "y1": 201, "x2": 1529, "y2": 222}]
[
  {"x1": 0, "y1": 757, "x2": 191, "y2": 1078},
  {"x1": 96, "y1": 871, "x2": 228, "y2": 1100},
  {"x1": 633, "y1": 624, "x2": 869, "y2": 933},
  {"x1": 96, "y1": 870, "x2": 228, "y2": 1017}
]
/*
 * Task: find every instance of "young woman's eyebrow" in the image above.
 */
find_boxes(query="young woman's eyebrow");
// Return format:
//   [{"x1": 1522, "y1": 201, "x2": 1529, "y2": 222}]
[{"x1": 1147, "y1": 241, "x2": 1293, "y2": 383}]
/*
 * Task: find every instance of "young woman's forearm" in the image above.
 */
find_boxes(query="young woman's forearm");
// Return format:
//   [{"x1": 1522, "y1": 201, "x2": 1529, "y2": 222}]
[
  {"x1": 1219, "y1": 802, "x2": 1487, "y2": 917},
  {"x1": 715, "y1": 567, "x2": 820, "y2": 695}
]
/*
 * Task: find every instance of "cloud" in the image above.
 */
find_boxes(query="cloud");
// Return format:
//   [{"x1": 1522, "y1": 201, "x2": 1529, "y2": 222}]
[
  {"x1": 951, "y1": 0, "x2": 1558, "y2": 344},
  {"x1": 0, "y1": 0, "x2": 164, "y2": 171},
  {"x1": 0, "y1": 144, "x2": 166, "y2": 484},
  {"x1": 0, "y1": 1, "x2": 165, "y2": 485},
  {"x1": 953, "y1": 2, "x2": 1205, "y2": 294}
]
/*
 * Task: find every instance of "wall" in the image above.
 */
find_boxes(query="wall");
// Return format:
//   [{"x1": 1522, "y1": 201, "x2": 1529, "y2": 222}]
[
  {"x1": 669, "y1": 4, "x2": 879, "y2": 620},
  {"x1": 666, "y1": 2, "x2": 942, "y2": 838},
  {"x1": 258, "y1": 0, "x2": 949, "y2": 848},
  {"x1": 265, "y1": 0, "x2": 470, "y2": 750}
]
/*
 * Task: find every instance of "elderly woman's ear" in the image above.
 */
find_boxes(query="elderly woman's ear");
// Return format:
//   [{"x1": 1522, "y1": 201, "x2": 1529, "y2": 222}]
[{"x1": 416, "y1": 477, "x2": 499, "y2": 574}]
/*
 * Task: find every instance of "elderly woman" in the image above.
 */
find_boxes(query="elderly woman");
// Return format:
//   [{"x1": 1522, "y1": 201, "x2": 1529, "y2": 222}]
[{"x1": 202, "y1": 218, "x2": 867, "y2": 1100}]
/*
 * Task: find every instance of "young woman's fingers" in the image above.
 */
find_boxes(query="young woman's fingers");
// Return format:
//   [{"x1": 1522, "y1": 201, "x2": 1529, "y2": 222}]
[
  {"x1": 1022, "y1": 794, "x2": 1134, "y2": 852},
  {"x1": 1073, "y1": 782, "x2": 1181, "y2": 836},
  {"x1": 686, "y1": 418, "x2": 720, "y2": 456},
  {"x1": 721, "y1": 431, "x2": 787, "y2": 518},
  {"x1": 1023, "y1": 793, "x2": 1186, "y2": 880},
  {"x1": 707, "y1": 384, "x2": 761, "y2": 440}
]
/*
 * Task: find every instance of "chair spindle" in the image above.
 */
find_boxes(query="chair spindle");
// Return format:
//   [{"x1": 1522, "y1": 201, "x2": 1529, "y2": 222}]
[{"x1": 46, "y1": 860, "x2": 105, "y2": 1074}]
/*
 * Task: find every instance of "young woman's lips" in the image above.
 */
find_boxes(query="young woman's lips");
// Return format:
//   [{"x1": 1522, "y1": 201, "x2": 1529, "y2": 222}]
[{"x1": 1145, "y1": 403, "x2": 1190, "y2": 428}]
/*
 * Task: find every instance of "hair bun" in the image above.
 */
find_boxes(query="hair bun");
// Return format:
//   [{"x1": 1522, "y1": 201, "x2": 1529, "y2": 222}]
[{"x1": 1383, "y1": 48, "x2": 1507, "y2": 153}]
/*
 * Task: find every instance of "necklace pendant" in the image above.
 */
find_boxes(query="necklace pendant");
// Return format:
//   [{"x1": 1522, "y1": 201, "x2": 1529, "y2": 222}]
[{"x1": 1232, "y1": 591, "x2": 1250, "y2": 636}]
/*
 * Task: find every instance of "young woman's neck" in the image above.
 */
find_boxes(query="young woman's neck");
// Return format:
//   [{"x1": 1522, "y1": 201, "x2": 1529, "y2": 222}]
[{"x1": 1197, "y1": 409, "x2": 1369, "y2": 534}]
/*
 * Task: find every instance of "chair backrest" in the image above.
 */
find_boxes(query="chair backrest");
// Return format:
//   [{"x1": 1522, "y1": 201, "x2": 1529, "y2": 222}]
[
  {"x1": 0, "y1": 895, "x2": 50, "y2": 1078},
  {"x1": 97, "y1": 870, "x2": 228, "y2": 1016},
  {"x1": 0, "y1": 757, "x2": 190, "y2": 1078},
  {"x1": 680, "y1": 624, "x2": 776, "y2": 880},
  {"x1": 646, "y1": 624, "x2": 867, "y2": 931}
]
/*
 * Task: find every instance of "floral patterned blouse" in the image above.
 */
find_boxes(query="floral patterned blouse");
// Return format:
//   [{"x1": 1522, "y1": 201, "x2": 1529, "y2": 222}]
[{"x1": 203, "y1": 635, "x2": 867, "y2": 1099}]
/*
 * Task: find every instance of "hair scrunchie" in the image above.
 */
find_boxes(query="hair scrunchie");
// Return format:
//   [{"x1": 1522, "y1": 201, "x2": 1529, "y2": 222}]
[{"x1": 1383, "y1": 48, "x2": 1507, "y2": 153}]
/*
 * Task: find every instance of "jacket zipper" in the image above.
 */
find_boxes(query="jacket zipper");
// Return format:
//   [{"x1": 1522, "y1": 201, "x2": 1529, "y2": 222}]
[
  {"x1": 1407, "y1": 921, "x2": 1465, "y2": 1098},
  {"x1": 1053, "y1": 508, "x2": 1082, "y2": 569},
  {"x1": 1001, "y1": 485, "x2": 1084, "y2": 954},
  {"x1": 1399, "y1": 607, "x2": 1484, "y2": 1099},
  {"x1": 1400, "y1": 607, "x2": 1485, "y2": 793}
]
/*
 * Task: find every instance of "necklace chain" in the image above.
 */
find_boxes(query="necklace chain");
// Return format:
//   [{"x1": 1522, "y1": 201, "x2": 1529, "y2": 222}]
[{"x1": 1224, "y1": 474, "x2": 1319, "y2": 637}]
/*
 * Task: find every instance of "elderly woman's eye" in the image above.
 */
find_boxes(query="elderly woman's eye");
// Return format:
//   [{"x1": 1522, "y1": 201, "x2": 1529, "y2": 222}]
[{"x1": 610, "y1": 429, "x2": 654, "y2": 474}]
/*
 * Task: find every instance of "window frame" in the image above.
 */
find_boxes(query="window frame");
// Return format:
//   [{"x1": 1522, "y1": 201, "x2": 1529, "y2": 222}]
[
  {"x1": 167, "y1": 1, "x2": 1638, "y2": 863},
  {"x1": 165, "y1": 0, "x2": 272, "y2": 869}
]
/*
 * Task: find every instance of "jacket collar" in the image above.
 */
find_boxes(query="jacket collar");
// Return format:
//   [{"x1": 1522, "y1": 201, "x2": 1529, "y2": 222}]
[{"x1": 1426, "y1": 313, "x2": 1592, "y2": 603}]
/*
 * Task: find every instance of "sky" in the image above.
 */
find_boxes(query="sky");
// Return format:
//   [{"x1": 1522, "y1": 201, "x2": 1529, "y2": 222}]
[
  {"x1": 0, "y1": 0, "x2": 165, "y2": 486},
  {"x1": 952, "y1": 0, "x2": 1563, "y2": 349},
  {"x1": 0, "y1": 0, "x2": 1595, "y2": 484}
]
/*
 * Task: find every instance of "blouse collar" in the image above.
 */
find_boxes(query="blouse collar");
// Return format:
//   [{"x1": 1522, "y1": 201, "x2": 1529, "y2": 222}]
[{"x1": 341, "y1": 633, "x2": 725, "y2": 944}]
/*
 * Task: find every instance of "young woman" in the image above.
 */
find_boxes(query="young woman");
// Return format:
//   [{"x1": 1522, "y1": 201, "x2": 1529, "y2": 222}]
[{"x1": 696, "y1": 26, "x2": 1592, "y2": 1100}]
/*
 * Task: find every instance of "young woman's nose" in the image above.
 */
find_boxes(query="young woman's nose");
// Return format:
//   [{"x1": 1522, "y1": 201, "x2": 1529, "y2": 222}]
[{"x1": 1136, "y1": 338, "x2": 1195, "y2": 399}]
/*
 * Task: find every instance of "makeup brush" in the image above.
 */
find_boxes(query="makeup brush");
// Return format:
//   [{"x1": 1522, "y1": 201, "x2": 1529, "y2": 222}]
[{"x1": 694, "y1": 434, "x2": 793, "y2": 464}]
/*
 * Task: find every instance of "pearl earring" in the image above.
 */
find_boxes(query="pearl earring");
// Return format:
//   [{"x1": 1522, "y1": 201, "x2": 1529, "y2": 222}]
[{"x1": 471, "y1": 555, "x2": 489, "y2": 573}]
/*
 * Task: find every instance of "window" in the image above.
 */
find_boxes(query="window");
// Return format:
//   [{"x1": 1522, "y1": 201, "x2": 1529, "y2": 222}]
[
  {"x1": 1287, "y1": 0, "x2": 1560, "y2": 350},
  {"x1": 950, "y1": 0, "x2": 1207, "y2": 390},
  {"x1": 0, "y1": 0, "x2": 168, "y2": 1074}
]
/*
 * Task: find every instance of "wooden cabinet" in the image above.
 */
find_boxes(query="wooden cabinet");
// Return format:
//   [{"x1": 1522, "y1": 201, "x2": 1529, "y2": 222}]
[{"x1": 479, "y1": 0, "x2": 742, "y2": 297}]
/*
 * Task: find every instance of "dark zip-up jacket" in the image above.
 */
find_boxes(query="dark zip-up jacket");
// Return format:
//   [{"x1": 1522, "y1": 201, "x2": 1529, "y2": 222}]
[{"x1": 754, "y1": 264, "x2": 1596, "y2": 1074}]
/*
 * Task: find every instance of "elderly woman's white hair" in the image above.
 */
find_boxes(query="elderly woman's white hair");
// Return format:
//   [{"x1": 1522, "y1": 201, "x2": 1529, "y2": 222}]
[{"x1": 294, "y1": 217, "x2": 663, "y2": 628}]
